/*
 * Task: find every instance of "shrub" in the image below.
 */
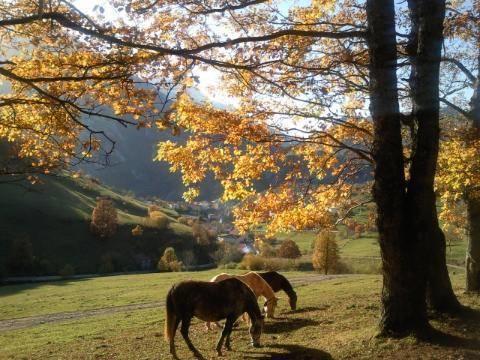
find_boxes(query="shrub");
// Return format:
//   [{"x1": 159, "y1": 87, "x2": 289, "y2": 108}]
[
  {"x1": 238, "y1": 255, "x2": 307, "y2": 271},
  {"x1": 148, "y1": 205, "x2": 162, "y2": 217},
  {"x1": 238, "y1": 254, "x2": 266, "y2": 271},
  {"x1": 90, "y1": 197, "x2": 118, "y2": 238},
  {"x1": 131, "y1": 225, "x2": 144, "y2": 236},
  {"x1": 255, "y1": 236, "x2": 277, "y2": 258},
  {"x1": 59, "y1": 264, "x2": 75, "y2": 278},
  {"x1": 354, "y1": 224, "x2": 365, "y2": 239},
  {"x1": 7, "y1": 236, "x2": 34, "y2": 275},
  {"x1": 145, "y1": 211, "x2": 169, "y2": 230},
  {"x1": 98, "y1": 252, "x2": 122, "y2": 274},
  {"x1": 312, "y1": 231, "x2": 340, "y2": 274},
  {"x1": 192, "y1": 223, "x2": 214, "y2": 245},
  {"x1": 178, "y1": 216, "x2": 191, "y2": 225},
  {"x1": 158, "y1": 247, "x2": 183, "y2": 272},
  {"x1": 214, "y1": 243, "x2": 244, "y2": 265},
  {"x1": 99, "y1": 259, "x2": 115, "y2": 274},
  {"x1": 277, "y1": 239, "x2": 302, "y2": 259}
]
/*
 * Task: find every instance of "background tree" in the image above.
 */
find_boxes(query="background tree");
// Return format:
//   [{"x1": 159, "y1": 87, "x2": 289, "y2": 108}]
[
  {"x1": 436, "y1": 0, "x2": 480, "y2": 292},
  {"x1": 90, "y1": 197, "x2": 118, "y2": 238},
  {"x1": 158, "y1": 247, "x2": 182, "y2": 272},
  {"x1": 312, "y1": 231, "x2": 339, "y2": 274},
  {"x1": 277, "y1": 239, "x2": 302, "y2": 259}
]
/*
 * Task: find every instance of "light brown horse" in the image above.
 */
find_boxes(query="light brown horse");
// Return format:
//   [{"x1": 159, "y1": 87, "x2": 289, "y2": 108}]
[
  {"x1": 165, "y1": 278, "x2": 264, "y2": 359},
  {"x1": 206, "y1": 272, "x2": 278, "y2": 330}
]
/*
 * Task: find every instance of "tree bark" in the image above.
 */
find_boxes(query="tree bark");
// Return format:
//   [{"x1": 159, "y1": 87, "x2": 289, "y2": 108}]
[
  {"x1": 466, "y1": 193, "x2": 480, "y2": 291},
  {"x1": 366, "y1": 0, "x2": 429, "y2": 335},
  {"x1": 466, "y1": 47, "x2": 480, "y2": 292},
  {"x1": 405, "y1": 0, "x2": 460, "y2": 312}
]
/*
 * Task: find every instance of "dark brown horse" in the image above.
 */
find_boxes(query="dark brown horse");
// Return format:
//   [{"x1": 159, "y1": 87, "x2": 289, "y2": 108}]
[
  {"x1": 164, "y1": 278, "x2": 264, "y2": 359},
  {"x1": 258, "y1": 271, "x2": 297, "y2": 310}
]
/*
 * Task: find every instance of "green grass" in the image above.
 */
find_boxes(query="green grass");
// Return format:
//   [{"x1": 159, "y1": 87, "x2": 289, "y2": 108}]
[
  {"x1": 275, "y1": 231, "x2": 316, "y2": 253},
  {"x1": 1, "y1": 270, "x2": 479, "y2": 359},
  {"x1": 0, "y1": 174, "x2": 193, "y2": 275},
  {"x1": 277, "y1": 227, "x2": 466, "y2": 266}
]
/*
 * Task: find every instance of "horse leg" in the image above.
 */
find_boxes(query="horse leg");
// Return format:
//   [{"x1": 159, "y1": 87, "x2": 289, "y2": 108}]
[
  {"x1": 216, "y1": 316, "x2": 235, "y2": 356},
  {"x1": 170, "y1": 317, "x2": 181, "y2": 359},
  {"x1": 180, "y1": 316, "x2": 204, "y2": 360},
  {"x1": 224, "y1": 316, "x2": 236, "y2": 351}
]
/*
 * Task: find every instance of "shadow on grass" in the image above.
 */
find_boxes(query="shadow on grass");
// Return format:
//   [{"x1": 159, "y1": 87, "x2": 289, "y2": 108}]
[
  {"x1": 263, "y1": 317, "x2": 321, "y2": 334},
  {"x1": 243, "y1": 344, "x2": 333, "y2": 359},
  {"x1": 0, "y1": 277, "x2": 92, "y2": 297},
  {"x1": 283, "y1": 306, "x2": 329, "y2": 315},
  {"x1": 410, "y1": 307, "x2": 480, "y2": 357}
]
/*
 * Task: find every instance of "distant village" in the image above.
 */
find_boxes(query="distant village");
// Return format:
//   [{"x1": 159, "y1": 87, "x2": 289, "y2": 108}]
[{"x1": 145, "y1": 198, "x2": 257, "y2": 255}]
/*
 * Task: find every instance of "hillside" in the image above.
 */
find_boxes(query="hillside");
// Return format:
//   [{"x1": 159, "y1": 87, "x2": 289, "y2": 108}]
[{"x1": 0, "y1": 174, "x2": 202, "y2": 277}]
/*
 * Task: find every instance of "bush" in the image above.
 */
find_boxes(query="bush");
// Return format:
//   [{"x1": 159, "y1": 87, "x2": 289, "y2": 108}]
[
  {"x1": 277, "y1": 239, "x2": 302, "y2": 259},
  {"x1": 178, "y1": 216, "x2": 191, "y2": 225},
  {"x1": 238, "y1": 255, "x2": 307, "y2": 271},
  {"x1": 312, "y1": 231, "x2": 340, "y2": 274},
  {"x1": 238, "y1": 254, "x2": 266, "y2": 271},
  {"x1": 59, "y1": 264, "x2": 75, "y2": 278},
  {"x1": 131, "y1": 225, "x2": 144, "y2": 236},
  {"x1": 98, "y1": 252, "x2": 122, "y2": 274},
  {"x1": 90, "y1": 197, "x2": 118, "y2": 238},
  {"x1": 354, "y1": 224, "x2": 365, "y2": 239},
  {"x1": 145, "y1": 211, "x2": 169, "y2": 230},
  {"x1": 192, "y1": 223, "x2": 214, "y2": 245},
  {"x1": 214, "y1": 242, "x2": 244, "y2": 265},
  {"x1": 98, "y1": 259, "x2": 115, "y2": 274},
  {"x1": 148, "y1": 205, "x2": 162, "y2": 217},
  {"x1": 255, "y1": 235, "x2": 277, "y2": 258},
  {"x1": 158, "y1": 247, "x2": 183, "y2": 272},
  {"x1": 7, "y1": 236, "x2": 34, "y2": 275}
]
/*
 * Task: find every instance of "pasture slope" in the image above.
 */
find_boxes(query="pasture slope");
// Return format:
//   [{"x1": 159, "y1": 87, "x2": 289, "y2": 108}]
[
  {"x1": 0, "y1": 174, "x2": 194, "y2": 276},
  {"x1": 0, "y1": 269, "x2": 479, "y2": 359}
]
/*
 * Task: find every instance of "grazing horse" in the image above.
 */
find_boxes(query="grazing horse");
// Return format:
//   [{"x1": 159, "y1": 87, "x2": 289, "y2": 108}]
[
  {"x1": 258, "y1": 271, "x2": 298, "y2": 310},
  {"x1": 206, "y1": 272, "x2": 278, "y2": 330},
  {"x1": 165, "y1": 278, "x2": 264, "y2": 359}
]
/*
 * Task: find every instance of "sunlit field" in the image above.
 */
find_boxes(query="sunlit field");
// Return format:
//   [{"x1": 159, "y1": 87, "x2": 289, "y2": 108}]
[{"x1": 1, "y1": 270, "x2": 479, "y2": 359}]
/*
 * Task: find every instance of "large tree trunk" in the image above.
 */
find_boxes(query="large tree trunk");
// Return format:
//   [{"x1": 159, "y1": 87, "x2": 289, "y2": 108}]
[
  {"x1": 406, "y1": 0, "x2": 460, "y2": 312},
  {"x1": 366, "y1": 0, "x2": 429, "y2": 335},
  {"x1": 466, "y1": 193, "x2": 480, "y2": 291},
  {"x1": 466, "y1": 50, "x2": 480, "y2": 292}
]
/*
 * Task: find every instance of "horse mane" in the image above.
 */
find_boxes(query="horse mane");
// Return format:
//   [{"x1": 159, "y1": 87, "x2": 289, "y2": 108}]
[
  {"x1": 279, "y1": 273, "x2": 296, "y2": 299},
  {"x1": 243, "y1": 271, "x2": 276, "y2": 299}
]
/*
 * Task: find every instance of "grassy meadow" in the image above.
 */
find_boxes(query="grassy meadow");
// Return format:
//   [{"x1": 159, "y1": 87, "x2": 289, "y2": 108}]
[{"x1": 1, "y1": 269, "x2": 479, "y2": 359}]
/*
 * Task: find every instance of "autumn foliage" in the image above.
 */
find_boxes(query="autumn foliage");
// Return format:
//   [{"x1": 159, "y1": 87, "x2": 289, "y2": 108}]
[
  {"x1": 277, "y1": 239, "x2": 302, "y2": 259},
  {"x1": 312, "y1": 231, "x2": 339, "y2": 275},
  {"x1": 158, "y1": 247, "x2": 183, "y2": 272},
  {"x1": 90, "y1": 197, "x2": 118, "y2": 238}
]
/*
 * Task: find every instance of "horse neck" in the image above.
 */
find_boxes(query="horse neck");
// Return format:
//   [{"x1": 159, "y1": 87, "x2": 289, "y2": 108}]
[
  {"x1": 261, "y1": 281, "x2": 275, "y2": 300},
  {"x1": 280, "y1": 277, "x2": 296, "y2": 299}
]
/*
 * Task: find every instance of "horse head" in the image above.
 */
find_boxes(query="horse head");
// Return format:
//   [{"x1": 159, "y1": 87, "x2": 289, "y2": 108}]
[
  {"x1": 263, "y1": 297, "x2": 279, "y2": 318},
  {"x1": 249, "y1": 314, "x2": 264, "y2": 347}
]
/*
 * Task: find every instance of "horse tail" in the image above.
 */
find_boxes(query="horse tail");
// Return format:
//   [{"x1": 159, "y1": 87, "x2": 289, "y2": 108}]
[{"x1": 164, "y1": 287, "x2": 176, "y2": 341}]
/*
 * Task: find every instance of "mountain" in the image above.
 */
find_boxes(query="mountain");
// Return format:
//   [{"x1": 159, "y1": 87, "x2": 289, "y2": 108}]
[{"x1": 80, "y1": 88, "x2": 223, "y2": 201}]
